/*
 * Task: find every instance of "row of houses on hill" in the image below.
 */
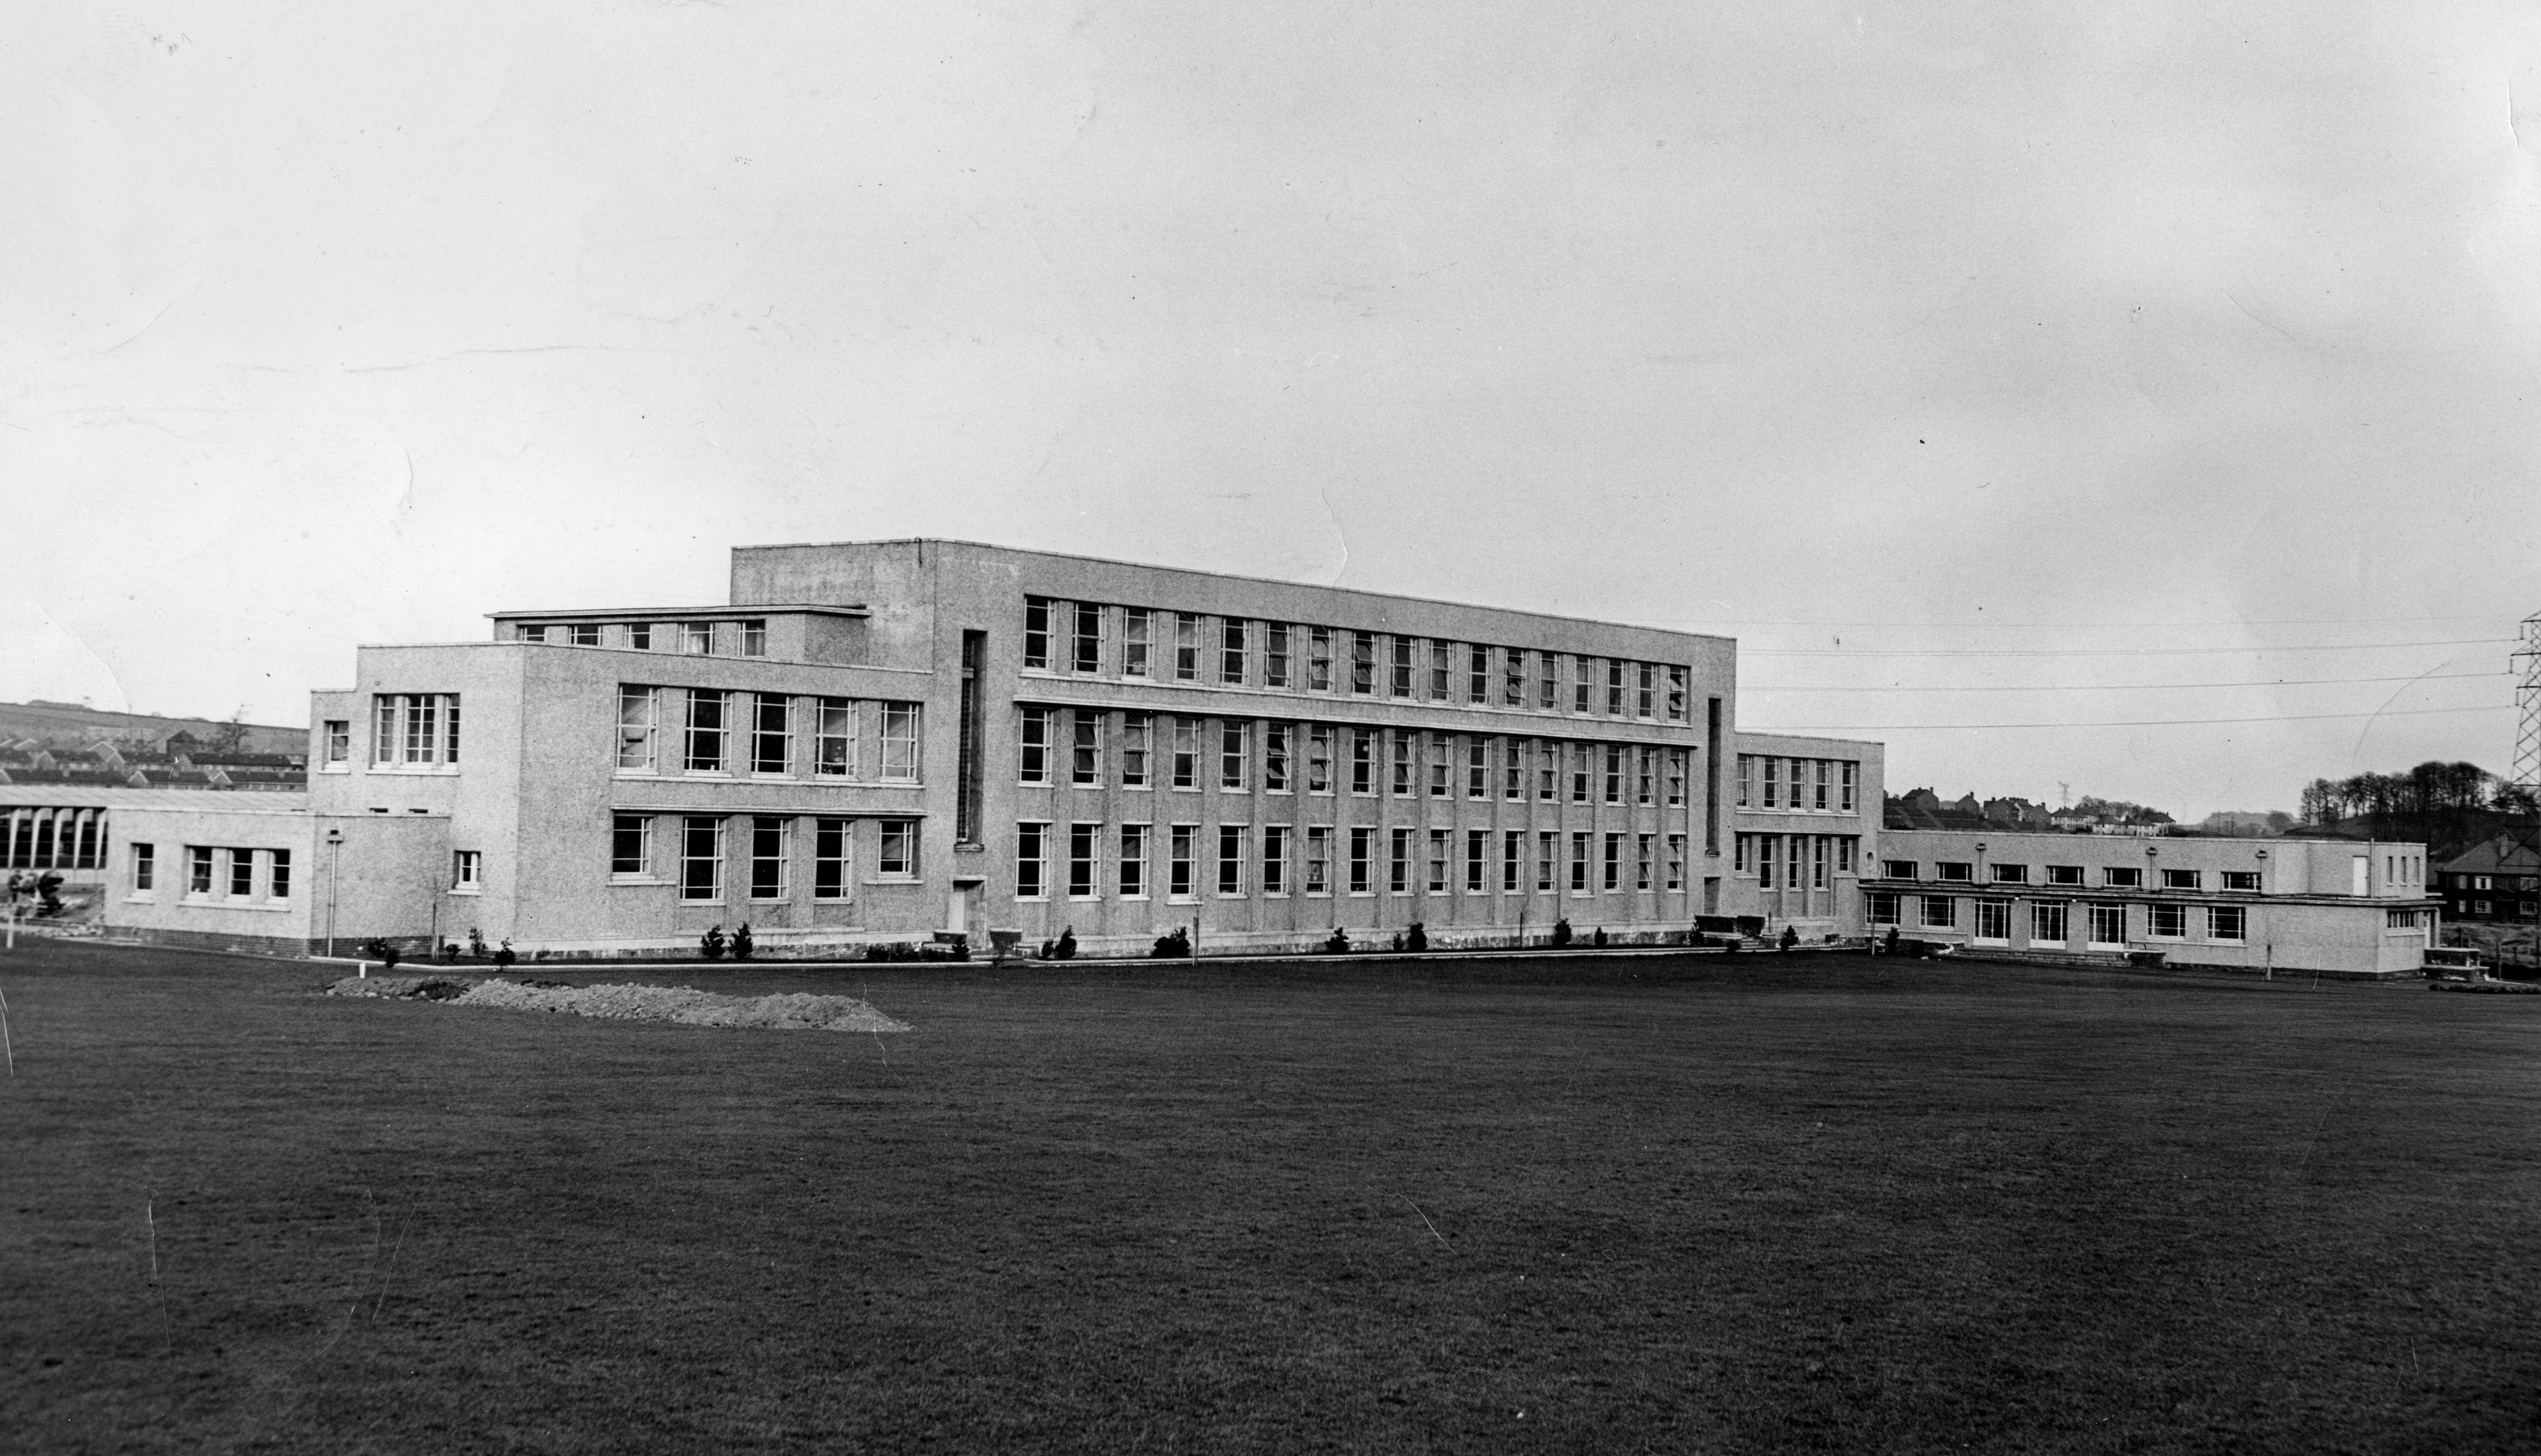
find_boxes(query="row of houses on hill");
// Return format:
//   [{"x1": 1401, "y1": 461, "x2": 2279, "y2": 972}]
[{"x1": 0, "y1": 739, "x2": 306, "y2": 791}]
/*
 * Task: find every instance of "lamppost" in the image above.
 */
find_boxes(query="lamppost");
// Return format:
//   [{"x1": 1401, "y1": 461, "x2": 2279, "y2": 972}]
[{"x1": 324, "y1": 825, "x2": 345, "y2": 959}]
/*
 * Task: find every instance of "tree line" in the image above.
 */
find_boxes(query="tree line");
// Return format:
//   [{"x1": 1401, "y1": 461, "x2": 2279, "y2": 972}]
[{"x1": 2300, "y1": 760, "x2": 2538, "y2": 831}]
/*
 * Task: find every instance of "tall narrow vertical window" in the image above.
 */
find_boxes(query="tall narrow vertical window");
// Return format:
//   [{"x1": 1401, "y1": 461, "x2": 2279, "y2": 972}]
[
  {"x1": 1574, "y1": 657, "x2": 1593, "y2": 714},
  {"x1": 813, "y1": 818, "x2": 849, "y2": 898},
  {"x1": 323, "y1": 721, "x2": 350, "y2": 766},
  {"x1": 1761, "y1": 757, "x2": 1779, "y2": 809},
  {"x1": 1572, "y1": 744, "x2": 1591, "y2": 803},
  {"x1": 1637, "y1": 835, "x2": 1654, "y2": 890},
  {"x1": 132, "y1": 842, "x2": 155, "y2": 893},
  {"x1": 1841, "y1": 761, "x2": 1858, "y2": 813},
  {"x1": 1073, "y1": 603, "x2": 1103, "y2": 674},
  {"x1": 229, "y1": 847, "x2": 256, "y2": 897},
  {"x1": 1468, "y1": 738, "x2": 1489, "y2": 798},
  {"x1": 1538, "y1": 654, "x2": 1557, "y2": 710},
  {"x1": 1118, "y1": 824, "x2": 1149, "y2": 897},
  {"x1": 1220, "y1": 721, "x2": 1249, "y2": 791},
  {"x1": 1538, "y1": 833, "x2": 1556, "y2": 892},
  {"x1": 1813, "y1": 760, "x2": 1830, "y2": 811},
  {"x1": 1505, "y1": 741, "x2": 1524, "y2": 799},
  {"x1": 1220, "y1": 619, "x2": 1248, "y2": 684},
  {"x1": 879, "y1": 703, "x2": 920, "y2": 783},
  {"x1": 1262, "y1": 826, "x2": 1288, "y2": 894},
  {"x1": 1019, "y1": 707, "x2": 1053, "y2": 785},
  {"x1": 1737, "y1": 754, "x2": 1754, "y2": 808},
  {"x1": 1298, "y1": 828, "x2": 1327, "y2": 894},
  {"x1": 1121, "y1": 714, "x2": 1152, "y2": 788},
  {"x1": 1468, "y1": 645, "x2": 1489, "y2": 703},
  {"x1": 612, "y1": 814, "x2": 653, "y2": 878},
  {"x1": 1429, "y1": 739, "x2": 1450, "y2": 797},
  {"x1": 1309, "y1": 627, "x2": 1334, "y2": 691},
  {"x1": 740, "y1": 619, "x2": 767, "y2": 657},
  {"x1": 1392, "y1": 638, "x2": 1415, "y2": 698},
  {"x1": 1174, "y1": 614, "x2": 1201, "y2": 681},
  {"x1": 1016, "y1": 822, "x2": 1048, "y2": 899},
  {"x1": 1348, "y1": 828, "x2": 1373, "y2": 893},
  {"x1": 1170, "y1": 826, "x2": 1197, "y2": 899},
  {"x1": 1503, "y1": 830, "x2": 1522, "y2": 892},
  {"x1": 268, "y1": 849, "x2": 291, "y2": 900},
  {"x1": 1172, "y1": 720, "x2": 1200, "y2": 789},
  {"x1": 618, "y1": 687, "x2": 659, "y2": 771},
  {"x1": 1351, "y1": 631, "x2": 1377, "y2": 694},
  {"x1": 1504, "y1": 648, "x2": 1525, "y2": 706},
  {"x1": 752, "y1": 694, "x2": 791, "y2": 775},
  {"x1": 1068, "y1": 822, "x2": 1099, "y2": 898},
  {"x1": 1307, "y1": 725, "x2": 1332, "y2": 793},
  {"x1": 1389, "y1": 828, "x2": 1412, "y2": 893},
  {"x1": 1265, "y1": 624, "x2": 1290, "y2": 688},
  {"x1": 1123, "y1": 609, "x2": 1152, "y2": 677},
  {"x1": 1605, "y1": 746, "x2": 1623, "y2": 803},
  {"x1": 816, "y1": 698, "x2": 856, "y2": 777},
  {"x1": 1570, "y1": 833, "x2": 1590, "y2": 892},
  {"x1": 1466, "y1": 830, "x2": 1487, "y2": 892},
  {"x1": 1637, "y1": 750, "x2": 1654, "y2": 805},
  {"x1": 1217, "y1": 825, "x2": 1246, "y2": 895},
  {"x1": 1812, "y1": 835, "x2": 1829, "y2": 890},
  {"x1": 189, "y1": 845, "x2": 213, "y2": 896},
  {"x1": 1785, "y1": 835, "x2": 1802, "y2": 892},
  {"x1": 1667, "y1": 750, "x2": 1687, "y2": 806},
  {"x1": 1023, "y1": 597, "x2": 1052, "y2": 669},
  {"x1": 750, "y1": 818, "x2": 789, "y2": 899},
  {"x1": 1539, "y1": 748, "x2": 1557, "y2": 801},
  {"x1": 1635, "y1": 664, "x2": 1654, "y2": 719},
  {"x1": 1391, "y1": 732, "x2": 1414, "y2": 796},
  {"x1": 685, "y1": 691, "x2": 729, "y2": 773},
  {"x1": 1754, "y1": 834, "x2": 1773, "y2": 887},
  {"x1": 1604, "y1": 834, "x2": 1623, "y2": 890},
  {"x1": 1264, "y1": 725, "x2": 1290, "y2": 791},
  {"x1": 682, "y1": 621, "x2": 713, "y2": 655},
  {"x1": 1351, "y1": 729, "x2": 1375, "y2": 794},
  {"x1": 958, "y1": 632, "x2": 984, "y2": 844},
  {"x1": 1429, "y1": 641, "x2": 1450, "y2": 700},
  {"x1": 1607, "y1": 661, "x2": 1627, "y2": 716},
  {"x1": 877, "y1": 821, "x2": 916, "y2": 878},
  {"x1": 1666, "y1": 835, "x2": 1685, "y2": 890},
  {"x1": 682, "y1": 817, "x2": 724, "y2": 901},
  {"x1": 1427, "y1": 830, "x2": 1449, "y2": 892},
  {"x1": 1666, "y1": 666, "x2": 1687, "y2": 721},
  {"x1": 1071, "y1": 711, "x2": 1102, "y2": 787},
  {"x1": 1836, "y1": 837, "x2": 1856, "y2": 874},
  {"x1": 448, "y1": 851, "x2": 479, "y2": 894}
]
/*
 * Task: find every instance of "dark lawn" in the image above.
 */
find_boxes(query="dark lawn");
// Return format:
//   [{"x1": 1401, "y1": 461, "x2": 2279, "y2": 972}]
[{"x1": 5, "y1": 942, "x2": 2539, "y2": 1455}]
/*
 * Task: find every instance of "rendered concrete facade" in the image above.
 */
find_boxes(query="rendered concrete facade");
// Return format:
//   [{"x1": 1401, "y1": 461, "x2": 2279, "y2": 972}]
[
  {"x1": 1728, "y1": 732, "x2": 1884, "y2": 940},
  {"x1": 1865, "y1": 830, "x2": 2437, "y2": 977}
]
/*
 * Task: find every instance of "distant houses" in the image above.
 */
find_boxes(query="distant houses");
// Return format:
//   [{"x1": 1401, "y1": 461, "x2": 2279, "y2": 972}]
[{"x1": 0, "y1": 736, "x2": 305, "y2": 791}]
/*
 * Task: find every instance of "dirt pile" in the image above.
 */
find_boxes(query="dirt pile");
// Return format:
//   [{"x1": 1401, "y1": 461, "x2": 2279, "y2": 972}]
[{"x1": 327, "y1": 975, "x2": 909, "y2": 1031}]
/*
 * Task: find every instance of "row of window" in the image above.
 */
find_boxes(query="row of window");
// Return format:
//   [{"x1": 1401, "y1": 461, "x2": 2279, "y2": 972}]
[
  {"x1": 1, "y1": 808, "x2": 105, "y2": 870},
  {"x1": 509, "y1": 619, "x2": 769, "y2": 657},
  {"x1": 1732, "y1": 756, "x2": 1862, "y2": 814},
  {"x1": 1880, "y1": 859, "x2": 2263, "y2": 892},
  {"x1": 131, "y1": 843, "x2": 292, "y2": 902},
  {"x1": 1013, "y1": 822, "x2": 1692, "y2": 901},
  {"x1": 2455, "y1": 899, "x2": 2537, "y2": 917},
  {"x1": 367, "y1": 694, "x2": 460, "y2": 768},
  {"x1": 614, "y1": 690, "x2": 923, "y2": 781},
  {"x1": 2446, "y1": 873, "x2": 2538, "y2": 892},
  {"x1": 1022, "y1": 598, "x2": 1694, "y2": 721},
  {"x1": 609, "y1": 814, "x2": 920, "y2": 903},
  {"x1": 1017, "y1": 709, "x2": 1694, "y2": 804},
  {"x1": 1869, "y1": 893, "x2": 2248, "y2": 945},
  {"x1": 1729, "y1": 833, "x2": 1863, "y2": 890}
]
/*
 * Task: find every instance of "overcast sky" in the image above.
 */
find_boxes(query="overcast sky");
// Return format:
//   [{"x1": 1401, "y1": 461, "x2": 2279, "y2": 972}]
[{"x1": 8, "y1": 2, "x2": 2538, "y2": 817}]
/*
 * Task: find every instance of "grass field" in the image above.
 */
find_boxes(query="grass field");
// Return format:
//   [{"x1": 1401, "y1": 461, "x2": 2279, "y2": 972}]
[{"x1": 6, "y1": 941, "x2": 2540, "y2": 1454}]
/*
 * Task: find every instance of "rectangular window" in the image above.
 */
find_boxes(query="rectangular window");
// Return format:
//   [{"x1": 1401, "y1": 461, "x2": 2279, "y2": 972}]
[
  {"x1": 1667, "y1": 750, "x2": 1687, "y2": 806},
  {"x1": 1503, "y1": 830, "x2": 1523, "y2": 892},
  {"x1": 1468, "y1": 739, "x2": 1489, "y2": 798},
  {"x1": 1305, "y1": 827, "x2": 1330, "y2": 894},
  {"x1": 1868, "y1": 891, "x2": 1901, "y2": 926},
  {"x1": 1736, "y1": 754, "x2": 1754, "y2": 808},
  {"x1": 1505, "y1": 741, "x2": 1524, "y2": 800},
  {"x1": 2031, "y1": 901, "x2": 2068, "y2": 944},
  {"x1": 1973, "y1": 898, "x2": 2011, "y2": 942},
  {"x1": 447, "y1": 849, "x2": 479, "y2": 894},
  {"x1": 1636, "y1": 834, "x2": 1654, "y2": 891},
  {"x1": 1919, "y1": 894, "x2": 1955, "y2": 929},
  {"x1": 2160, "y1": 868, "x2": 2203, "y2": 890},
  {"x1": 1073, "y1": 603, "x2": 1103, "y2": 674},
  {"x1": 1263, "y1": 826, "x2": 1288, "y2": 895},
  {"x1": 1392, "y1": 732, "x2": 1414, "y2": 797},
  {"x1": 1466, "y1": 644, "x2": 1489, "y2": 703},
  {"x1": 1571, "y1": 832, "x2": 1591, "y2": 892},
  {"x1": 1538, "y1": 749, "x2": 1556, "y2": 801},
  {"x1": 1392, "y1": 638, "x2": 1415, "y2": 698},
  {"x1": 1813, "y1": 760, "x2": 1830, "y2": 811},
  {"x1": 1220, "y1": 721, "x2": 1249, "y2": 791},
  {"x1": 2222, "y1": 870, "x2": 2261, "y2": 892},
  {"x1": 740, "y1": 619, "x2": 767, "y2": 657},
  {"x1": 814, "y1": 818, "x2": 849, "y2": 898},
  {"x1": 877, "y1": 820, "x2": 916, "y2": 878},
  {"x1": 2211, "y1": 905, "x2": 2247, "y2": 942},
  {"x1": 1504, "y1": 648, "x2": 1525, "y2": 706},
  {"x1": 1221, "y1": 619, "x2": 1248, "y2": 685},
  {"x1": 1016, "y1": 822, "x2": 1048, "y2": 899},
  {"x1": 2046, "y1": 865, "x2": 2084, "y2": 886},
  {"x1": 618, "y1": 687, "x2": 659, "y2": 771},
  {"x1": 1574, "y1": 657, "x2": 1593, "y2": 714},
  {"x1": 1072, "y1": 712, "x2": 1102, "y2": 787},
  {"x1": 750, "y1": 818, "x2": 789, "y2": 900},
  {"x1": 1348, "y1": 827, "x2": 1373, "y2": 893},
  {"x1": 1840, "y1": 761, "x2": 1857, "y2": 813},
  {"x1": 1757, "y1": 835, "x2": 1776, "y2": 889},
  {"x1": 1637, "y1": 749, "x2": 1654, "y2": 805},
  {"x1": 1390, "y1": 828, "x2": 1412, "y2": 893},
  {"x1": 1174, "y1": 614, "x2": 1201, "y2": 681},
  {"x1": 1603, "y1": 746, "x2": 1623, "y2": 804},
  {"x1": 1350, "y1": 729, "x2": 1375, "y2": 794},
  {"x1": 1666, "y1": 835, "x2": 1685, "y2": 891},
  {"x1": 1427, "y1": 829, "x2": 1449, "y2": 893},
  {"x1": 1265, "y1": 724, "x2": 1290, "y2": 791},
  {"x1": 1309, "y1": 627, "x2": 1334, "y2": 692},
  {"x1": 1603, "y1": 833, "x2": 1622, "y2": 891},
  {"x1": 269, "y1": 849, "x2": 291, "y2": 901},
  {"x1": 1351, "y1": 631, "x2": 1376, "y2": 694},
  {"x1": 1019, "y1": 706, "x2": 1053, "y2": 784},
  {"x1": 1991, "y1": 863, "x2": 2027, "y2": 884},
  {"x1": 752, "y1": 694, "x2": 791, "y2": 775},
  {"x1": 1172, "y1": 719, "x2": 1201, "y2": 789},
  {"x1": 1936, "y1": 861, "x2": 1973, "y2": 883},
  {"x1": 1429, "y1": 741, "x2": 1450, "y2": 798},
  {"x1": 816, "y1": 698, "x2": 856, "y2": 777},
  {"x1": 2087, "y1": 903, "x2": 2127, "y2": 948},
  {"x1": 1122, "y1": 714, "x2": 1152, "y2": 788},
  {"x1": 1462, "y1": 829, "x2": 1485, "y2": 892},
  {"x1": 684, "y1": 690, "x2": 729, "y2": 772},
  {"x1": 629, "y1": 623, "x2": 653, "y2": 650},
  {"x1": 879, "y1": 703, "x2": 920, "y2": 782},
  {"x1": 1761, "y1": 757, "x2": 1779, "y2": 809},
  {"x1": 1265, "y1": 624, "x2": 1291, "y2": 688},
  {"x1": 323, "y1": 721, "x2": 350, "y2": 766},
  {"x1": 373, "y1": 692, "x2": 461, "y2": 766},
  {"x1": 1218, "y1": 825, "x2": 1247, "y2": 896},
  {"x1": 611, "y1": 814, "x2": 652, "y2": 878},
  {"x1": 1308, "y1": 725, "x2": 1332, "y2": 793},
  {"x1": 681, "y1": 621, "x2": 713, "y2": 655},
  {"x1": 681, "y1": 817, "x2": 723, "y2": 901},
  {"x1": 1636, "y1": 663, "x2": 1655, "y2": 719},
  {"x1": 1170, "y1": 825, "x2": 1197, "y2": 899},
  {"x1": 1119, "y1": 824, "x2": 1149, "y2": 898},
  {"x1": 1836, "y1": 837, "x2": 1855, "y2": 874},
  {"x1": 1607, "y1": 660, "x2": 1625, "y2": 715},
  {"x1": 189, "y1": 845, "x2": 214, "y2": 896},
  {"x1": 1069, "y1": 822, "x2": 1099, "y2": 899},
  {"x1": 1428, "y1": 640, "x2": 1449, "y2": 701},
  {"x1": 1024, "y1": 597, "x2": 1051, "y2": 668},
  {"x1": 1124, "y1": 608, "x2": 1152, "y2": 677},
  {"x1": 1666, "y1": 665, "x2": 1687, "y2": 721},
  {"x1": 2149, "y1": 903, "x2": 2188, "y2": 938},
  {"x1": 1538, "y1": 832, "x2": 1556, "y2": 892},
  {"x1": 2103, "y1": 867, "x2": 2143, "y2": 888},
  {"x1": 229, "y1": 848, "x2": 256, "y2": 897},
  {"x1": 132, "y1": 842, "x2": 155, "y2": 892}
]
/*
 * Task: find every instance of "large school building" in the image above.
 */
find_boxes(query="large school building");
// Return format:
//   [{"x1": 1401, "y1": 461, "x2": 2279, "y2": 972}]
[{"x1": 91, "y1": 540, "x2": 1882, "y2": 957}]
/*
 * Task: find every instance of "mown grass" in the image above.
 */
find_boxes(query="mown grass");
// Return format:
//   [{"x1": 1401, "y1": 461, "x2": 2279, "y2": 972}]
[{"x1": 4, "y1": 941, "x2": 2538, "y2": 1453}]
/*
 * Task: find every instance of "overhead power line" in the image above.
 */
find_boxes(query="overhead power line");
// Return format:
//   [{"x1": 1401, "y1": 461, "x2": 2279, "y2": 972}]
[
  {"x1": 1741, "y1": 671, "x2": 2511, "y2": 694},
  {"x1": 1669, "y1": 613, "x2": 2511, "y2": 630},
  {"x1": 1749, "y1": 704, "x2": 2513, "y2": 732},
  {"x1": 1745, "y1": 638, "x2": 2514, "y2": 658}
]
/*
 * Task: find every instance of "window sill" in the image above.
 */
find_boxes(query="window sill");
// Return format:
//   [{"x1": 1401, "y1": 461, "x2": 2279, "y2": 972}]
[
  {"x1": 610, "y1": 876, "x2": 673, "y2": 886},
  {"x1": 321, "y1": 765, "x2": 351, "y2": 775},
  {"x1": 450, "y1": 888, "x2": 481, "y2": 897},
  {"x1": 369, "y1": 765, "x2": 460, "y2": 777},
  {"x1": 126, "y1": 892, "x2": 156, "y2": 904}
]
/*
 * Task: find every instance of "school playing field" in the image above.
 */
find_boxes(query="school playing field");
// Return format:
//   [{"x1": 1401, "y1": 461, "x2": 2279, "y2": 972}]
[{"x1": 7, "y1": 940, "x2": 2539, "y2": 1453}]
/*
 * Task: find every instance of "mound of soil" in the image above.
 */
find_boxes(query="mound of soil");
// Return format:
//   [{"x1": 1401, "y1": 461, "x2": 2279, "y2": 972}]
[{"x1": 330, "y1": 974, "x2": 907, "y2": 1031}]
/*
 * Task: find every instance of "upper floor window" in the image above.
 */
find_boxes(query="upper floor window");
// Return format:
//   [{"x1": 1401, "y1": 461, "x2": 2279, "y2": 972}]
[
  {"x1": 1221, "y1": 620, "x2": 1248, "y2": 685},
  {"x1": 1309, "y1": 627, "x2": 1334, "y2": 692},
  {"x1": 618, "y1": 687, "x2": 659, "y2": 771},
  {"x1": 1503, "y1": 648, "x2": 1525, "y2": 707},
  {"x1": 570, "y1": 624, "x2": 601, "y2": 647},
  {"x1": 2103, "y1": 866, "x2": 2143, "y2": 888},
  {"x1": 1265, "y1": 624, "x2": 1291, "y2": 689},
  {"x1": 1666, "y1": 665, "x2": 1688, "y2": 721},
  {"x1": 323, "y1": 720, "x2": 351, "y2": 766},
  {"x1": 1882, "y1": 859, "x2": 1917, "y2": 879},
  {"x1": 2160, "y1": 868, "x2": 2203, "y2": 890},
  {"x1": 1991, "y1": 863, "x2": 2027, "y2": 884},
  {"x1": 1935, "y1": 861, "x2": 1973, "y2": 882},
  {"x1": 2221, "y1": 870, "x2": 2261, "y2": 892},
  {"x1": 1429, "y1": 640, "x2": 1450, "y2": 701},
  {"x1": 629, "y1": 623, "x2": 653, "y2": 650},
  {"x1": 1573, "y1": 657, "x2": 1592, "y2": 714},
  {"x1": 1351, "y1": 632, "x2": 1377, "y2": 694},
  {"x1": 1019, "y1": 706, "x2": 1054, "y2": 784},
  {"x1": 684, "y1": 690, "x2": 729, "y2": 773},
  {"x1": 373, "y1": 693, "x2": 460, "y2": 768},
  {"x1": 681, "y1": 621, "x2": 713, "y2": 655},
  {"x1": 1023, "y1": 598, "x2": 1052, "y2": 669},
  {"x1": 1174, "y1": 614, "x2": 1201, "y2": 681},
  {"x1": 2045, "y1": 865, "x2": 2084, "y2": 886},
  {"x1": 1123, "y1": 609, "x2": 1152, "y2": 677},
  {"x1": 816, "y1": 698, "x2": 856, "y2": 777},
  {"x1": 1468, "y1": 644, "x2": 1490, "y2": 704},
  {"x1": 740, "y1": 619, "x2": 767, "y2": 657},
  {"x1": 1391, "y1": 638, "x2": 1415, "y2": 698},
  {"x1": 1636, "y1": 663, "x2": 1655, "y2": 719},
  {"x1": 878, "y1": 702, "x2": 922, "y2": 783},
  {"x1": 1606, "y1": 660, "x2": 1626, "y2": 715},
  {"x1": 1073, "y1": 603, "x2": 1103, "y2": 674}
]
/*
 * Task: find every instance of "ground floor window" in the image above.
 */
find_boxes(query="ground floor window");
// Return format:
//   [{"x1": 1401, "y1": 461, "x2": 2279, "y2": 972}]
[
  {"x1": 1170, "y1": 825, "x2": 1197, "y2": 899},
  {"x1": 2383, "y1": 907, "x2": 2420, "y2": 932},
  {"x1": 1069, "y1": 822, "x2": 1099, "y2": 899},
  {"x1": 1973, "y1": 898, "x2": 2010, "y2": 942},
  {"x1": 1218, "y1": 825, "x2": 1246, "y2": 896},
  {"x1": 2149, "y1": 903, "x2": 2187, "y2": 939},
  {"x1": 1016, "y1": 822, "x2": 1048, "y2": 900},
  {"x1": 1263, "y1": 826, "x2": 1288, "y2": 895},
  {"x1": 612, "y1": 814, "x2": 652, "y2": 879},
  {"x1": 1667, "y1": 835, "x2": 1685, "y2": 891},
  {"x1": 132, "y1": 842, "x2": 154, "y2": 893},
  {"x1": 1390, "y1": 828, "x2": 1412, "y2": 894},
  {"x1": 1119, "y1": 824, "x2": 1149, "y2": 899},
  {"x1": 189, "y1": 845, "x2": 213, "y2": 896},
  {"x1": 1427, "y1": 829, "x2": 1448, "y2": 893},
  {"x1": 681, "y1": 817, "x2": 723, "y2": 901},
  {"x1": 2087, "y1": 902, "x2": 2126, "y2": 948},
  {"x1": 2031, "y1": 900, "x2": 2066, "y2": 945},
  {"x1": 452, "y1": 850, "x2": 483, "y2": 893},
  {"x1": 750, "y1": 818, "x2": 788, "y2": 900},
  {"x1": 1867, "y1": 890, "x2": 1901, "y2": 926},
  {"x1": 230, "y1": 849, "x2": 256, "y2": 898},
  {"x1": 2211, "y1": 905, "x2": 2246, "y2": 942},
  {"x1": 876, "y1": 820, "x2": 916, "y2": 880},
  {"x1": 1348, "y1": 827, "x2": 1371, "y2": 894},
  {"x1": 814, "y1": 818, "x2": 850, "y2": 899},
  {"x1": 1919, "y1": 894, "x2": 1955, "y2": 929}
]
